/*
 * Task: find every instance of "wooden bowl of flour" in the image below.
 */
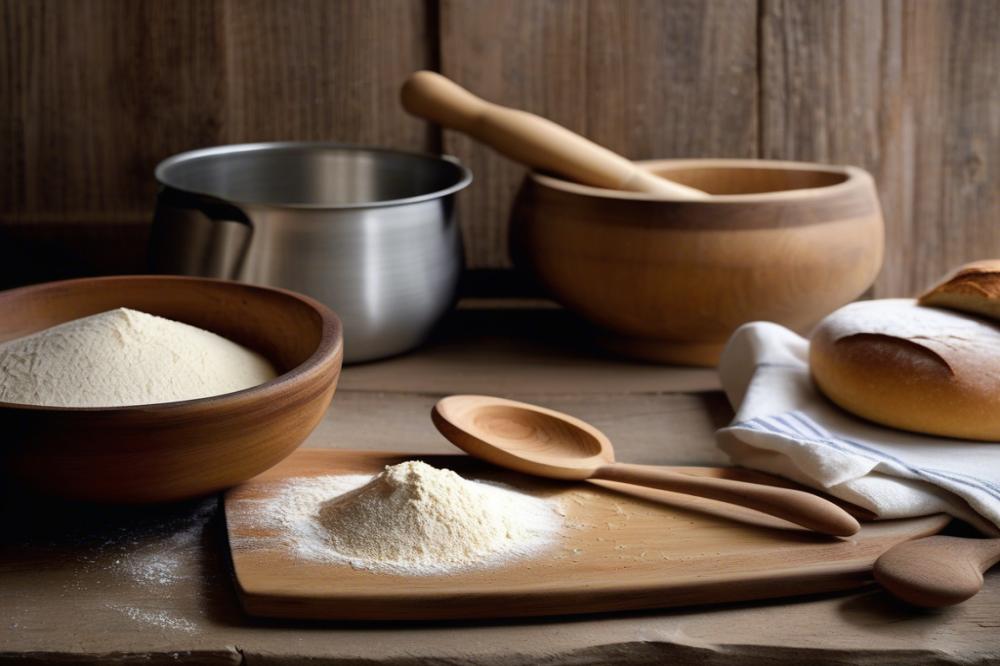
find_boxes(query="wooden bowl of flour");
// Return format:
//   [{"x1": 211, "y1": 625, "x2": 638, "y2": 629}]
[{"x1": 0, "y1": 275, "x2": 343, "y2": 503}]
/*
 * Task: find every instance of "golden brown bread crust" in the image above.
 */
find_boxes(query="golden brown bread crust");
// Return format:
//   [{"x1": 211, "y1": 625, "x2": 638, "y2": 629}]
[
  {"x1": 809, "y1": 299, "x2": 1000, "y2": 441},
  {"x1": 919, "y1": 259, "x2": 1000, "y2": 322}
]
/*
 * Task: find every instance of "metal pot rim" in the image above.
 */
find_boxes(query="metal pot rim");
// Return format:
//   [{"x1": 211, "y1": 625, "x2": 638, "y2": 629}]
[{"x1": 155, "y1": 141, "x2": 473, "y2": 210}]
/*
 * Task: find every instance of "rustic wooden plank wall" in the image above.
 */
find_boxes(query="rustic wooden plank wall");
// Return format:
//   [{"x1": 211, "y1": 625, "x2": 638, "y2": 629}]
[
  {"x1": 0, "y1": 0, "x2": 432, "y2": 285},
  {"x1": 760, "y1": 0, "x2": 999, "y2": 295},
  {"x1": 1, "y1": 0, "x2": 996, "y2": 296},
  {"x1": 439, "y1": 0, "x2": 759, "y2": 267}
]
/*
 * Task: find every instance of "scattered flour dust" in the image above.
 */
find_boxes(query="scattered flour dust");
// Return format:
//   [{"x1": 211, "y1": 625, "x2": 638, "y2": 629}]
[
  {"x1": 0, "y1": 307, "x2": 276, "y2": 407},
  {"x1": 98, "y1": 500, "x2": 217, "y2": 633},
  {"x1": 249, "y1": 461, "x2": 563, "y2": 575},
  {"x1": 108, "y1": 604, "x2": 197, "y2": 633}
]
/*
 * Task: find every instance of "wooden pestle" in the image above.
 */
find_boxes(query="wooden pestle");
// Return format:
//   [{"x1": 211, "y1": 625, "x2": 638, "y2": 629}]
[{"x1": 401, "y1": 71, "x2": 709, "y2": 200}]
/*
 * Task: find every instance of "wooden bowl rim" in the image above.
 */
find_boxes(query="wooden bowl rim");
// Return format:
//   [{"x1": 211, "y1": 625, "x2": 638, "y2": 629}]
[
  {"x1": 529, "y1": 158, "x2": 873, "y2": 203},
  {"x1": 0, "y1": 275, "x2": 343, "y2": 414}
]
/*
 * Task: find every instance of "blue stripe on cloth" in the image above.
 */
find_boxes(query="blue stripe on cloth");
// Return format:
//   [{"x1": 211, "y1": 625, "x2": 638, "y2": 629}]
[
  {"x1": 772, "y1": 414, "x2": 812, "y2": 438},
  {"x1": 738, "y1": 416, "x2": 888, "y2": 466},
  {"x1": 940, "y1": 470, "x2": 1000, "y2": 495},
  {"x1": 788, "y1": 411, "x2": 1000, "y2": 500},
  {"x1": 787, "y1": 411, "x2": 829, "y2": 439},
  {"x1": 731, "y1": 414, "x2": 1000, "y2": 502}
]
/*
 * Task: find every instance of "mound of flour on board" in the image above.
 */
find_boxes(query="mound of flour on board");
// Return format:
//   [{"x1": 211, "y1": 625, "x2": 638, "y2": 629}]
[
  {"x1": 0, "y1": 308, "x2": 277, "y2": 407},
  {"x1": 259, "y1": 461, "x2": 562, "y2": 575}
]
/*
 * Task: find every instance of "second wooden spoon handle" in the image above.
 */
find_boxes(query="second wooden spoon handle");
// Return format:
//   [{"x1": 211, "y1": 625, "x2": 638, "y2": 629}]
[
  {"x1": 594, "y1": 463, "x2": 860, "y2": 537},
  {"x1": 400, "y1": 71, "x2": 708, "y2": 200}
]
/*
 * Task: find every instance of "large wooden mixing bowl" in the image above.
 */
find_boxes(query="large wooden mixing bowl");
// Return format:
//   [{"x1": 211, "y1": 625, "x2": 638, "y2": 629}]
[
  {"x1": 0, "y1": 276, "x2": 343, "y2": 502},
  {"x1": 511, "y1": 159, "x2": 884, "y2": 366}
]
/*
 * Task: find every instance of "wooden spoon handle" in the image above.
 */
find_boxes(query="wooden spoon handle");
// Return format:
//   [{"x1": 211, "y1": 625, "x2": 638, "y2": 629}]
[
  {"x1": 400, "y1": 70, "x2": 708, "y2": 200},
  {"x1": 873, "y1": 536, "x2": 1000, "y2": 607},
  {"x1": 594, "y1": 463, "x2": 860, "y2": 537},
  {"x1": 972, "y1": 537, "x2": 1000, "y2": 569}
]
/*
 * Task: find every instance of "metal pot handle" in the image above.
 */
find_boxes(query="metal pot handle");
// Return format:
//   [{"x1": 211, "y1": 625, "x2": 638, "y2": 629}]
[{"x1": 148, "y1": 188, "x2": 254, "y2": 280}]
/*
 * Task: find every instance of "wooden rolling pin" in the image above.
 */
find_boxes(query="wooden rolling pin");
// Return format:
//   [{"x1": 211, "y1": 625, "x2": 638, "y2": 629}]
[{"x1": 401, "y1": 71, "x2": 709, "y2": 200}]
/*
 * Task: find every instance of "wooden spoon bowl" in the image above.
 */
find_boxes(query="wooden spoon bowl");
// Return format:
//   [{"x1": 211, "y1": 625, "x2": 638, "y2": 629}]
[
  {"x1": 510, "y1": 158, "x2": 884, "y2": 366},
  {"x1": 433, "y1": 395, "x2": 860, "y2": 536},
  {"x1": 0, "y1": 275, "x2": 343, "y2": 503},
  {"x1": 435, "y1": 398, "x2": 614, "y2": 480}
]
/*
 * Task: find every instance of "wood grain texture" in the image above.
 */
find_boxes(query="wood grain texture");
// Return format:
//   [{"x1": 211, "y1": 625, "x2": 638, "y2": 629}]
[
  {"x1": 226, "y1": 449, "x2": 941, "y2": 621},
  {"x1": 222, "y1": 0, "x2": 432, "y2": 147},
  {"x1": 2, "y1": 1, "x2": 996, "y2": 295},
  {"x1": 0, "y1": 0, "x2": 432, "y2": 287},
  {"x1": 336, "y1": 303, "x2": 723, "y2": 394},
  {"x1": 431, "y1": 394, "x2": 860, "y2": 535},
  {"x1": 0, "y1": 0, "x2": 227, "y2": 219},
  {"x1": 0, "y1": 0, "x2": 229, "y2": 281},
  {"x1": 511, "y1": 160, "x2": 883, "y2": 365},
  {"x1": 1, "y1": 309, "x2": 998, "y2": 662},
  {"x1": 760, "y1": 0, "x2": 1000, "y2": 297},
  {"x1": 0, "y1": 276, "x2": 343, "y2": 502},
  {"x1": 314, "y1": 389, "x2": 734, "y2": 467},
  {"x1": 438, "y1": 0, "x2": 759, "y2": 267},
  {"x1": 874, "y1": 536, "x2": 1000, "y2": 607},
  {"x1": 400, "y1": 70, "x2": 711, "y2": 198}
]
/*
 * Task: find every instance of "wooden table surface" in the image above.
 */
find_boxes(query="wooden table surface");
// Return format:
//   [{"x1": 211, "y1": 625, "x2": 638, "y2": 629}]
[{"x1": 1, "y1": 303, "x2": 998, "y2": 665}]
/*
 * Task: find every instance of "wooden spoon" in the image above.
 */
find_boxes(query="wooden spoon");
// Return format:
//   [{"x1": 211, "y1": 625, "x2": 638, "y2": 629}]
[
  {"x1": 432, "y1": 395, "x2": 860, "y2": 537},
  {"x1": 401, "y1": 71, "x2": 709, "y2": 200},
  {"x1": 873, "y1": 536, "x2": 1000, "y2": 607}
]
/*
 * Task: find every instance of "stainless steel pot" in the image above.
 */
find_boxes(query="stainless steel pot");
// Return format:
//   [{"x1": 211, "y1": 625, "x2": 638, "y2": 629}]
[{"x1": 148, "y1": 143, "x2": 472, "y2": 363}]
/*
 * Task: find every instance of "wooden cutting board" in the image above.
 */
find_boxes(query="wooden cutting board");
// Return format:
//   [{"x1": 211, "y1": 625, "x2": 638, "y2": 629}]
[{"x1": 224, "y1": 449, "x2": 949, "y2": 621}]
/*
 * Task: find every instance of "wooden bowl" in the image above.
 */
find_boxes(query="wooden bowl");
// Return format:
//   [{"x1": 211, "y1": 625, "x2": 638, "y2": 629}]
[
  {"x1": 0, "y1": 276, "x2": 343, "y2": 503},
  {"x1": 510, "y1": 159, "x2": 884, "y2": 365}
]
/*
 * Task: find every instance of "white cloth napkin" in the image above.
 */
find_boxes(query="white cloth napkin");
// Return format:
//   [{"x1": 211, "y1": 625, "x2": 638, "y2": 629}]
[{"x1": 716, "y1": 322, "x2": 1000, "y2": 534}]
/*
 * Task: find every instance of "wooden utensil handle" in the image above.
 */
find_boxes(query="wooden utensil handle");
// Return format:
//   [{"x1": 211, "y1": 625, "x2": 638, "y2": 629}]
[
  {"x1": 400, "y1": 71, "x2": 708, "y2": 200},
  {"x1": 973, "y1": 538, "x2": 1000, "y2": 569},
  {"x1": 595, "y1": 463, "x2": 860, "y2": 537}
]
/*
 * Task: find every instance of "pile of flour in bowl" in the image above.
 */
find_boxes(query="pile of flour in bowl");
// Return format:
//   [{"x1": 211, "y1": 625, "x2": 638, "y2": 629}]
[
  {"x1": 0, "y1": 308, "x2": 276, "y2": 407},
  {"x1": 250, "y1": 460, "x2": 562, "y2": 575}
]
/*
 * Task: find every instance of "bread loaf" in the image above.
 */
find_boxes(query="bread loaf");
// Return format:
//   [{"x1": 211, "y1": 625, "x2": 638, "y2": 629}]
[
  {"x1": 919, "y1": 259, "x2": 1000, "y2": 322},
  {"x1": 809, "y1": 299, "x2": 1000, "y2": 441}
]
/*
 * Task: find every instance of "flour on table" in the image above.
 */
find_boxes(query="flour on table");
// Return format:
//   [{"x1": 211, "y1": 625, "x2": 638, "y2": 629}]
[
  {"x1": 108, "y1": 604, "x2": 197, "y2": 633},
  {"x1": 0, "y1": 307, "x2": 276, "y2": 407},
  {"x1": 241, "y1": 461, "x2": 563, "y2": 575},
  {"x1": 107, "y1": 499, "x2": 216, "y2": 588}
]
